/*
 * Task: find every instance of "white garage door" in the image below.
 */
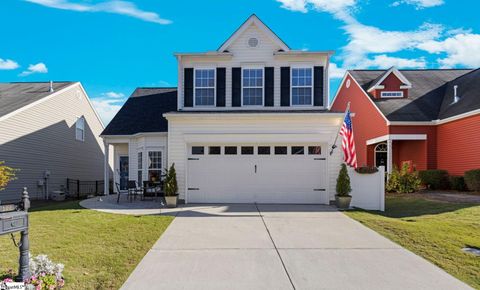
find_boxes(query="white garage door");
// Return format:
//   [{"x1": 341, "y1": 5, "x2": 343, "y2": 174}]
[{"x1": 187, "y1": 144, "x2": 328, "y2": 204}]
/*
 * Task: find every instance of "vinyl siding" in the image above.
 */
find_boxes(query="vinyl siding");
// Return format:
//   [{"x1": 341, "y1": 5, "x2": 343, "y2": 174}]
[
  {"x1": 437, "y1": 114, "x2": 480, "y2": 175},
  {"x1": 0, "y1": 83, "x2": 106, "y2": 201},
  {"x1": 166, "y1": 114, "x2": 343, "y2": 202},
  {"x1": 178, "y1": 25, "x2": 329, "y2": 110},
  {"x1": 389, "y1": 126, "x2": 437, "y2": 170}
]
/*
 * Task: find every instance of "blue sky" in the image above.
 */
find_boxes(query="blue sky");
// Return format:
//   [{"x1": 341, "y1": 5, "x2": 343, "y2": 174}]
[{"x1": 1, "y1": 0, "x2": 479, "y2": 124}]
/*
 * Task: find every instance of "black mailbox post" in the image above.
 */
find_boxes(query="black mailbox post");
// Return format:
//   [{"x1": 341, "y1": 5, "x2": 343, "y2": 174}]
[{"x1": 0, "y1": 187, "x2": 30, "y2": 282}]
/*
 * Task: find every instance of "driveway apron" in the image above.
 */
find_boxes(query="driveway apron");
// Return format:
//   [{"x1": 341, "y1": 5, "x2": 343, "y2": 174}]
[{"x1": 121, "y1": 204, "x2": 472, "y2": 290}]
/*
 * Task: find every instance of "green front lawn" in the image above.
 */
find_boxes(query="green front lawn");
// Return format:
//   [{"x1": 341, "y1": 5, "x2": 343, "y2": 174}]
[
  {"x1": 346, "y1": 194, "x2": 480, "y2": 289},
  {"x1": 0, "y1": 201, "x2": 173, "y2": 289}
]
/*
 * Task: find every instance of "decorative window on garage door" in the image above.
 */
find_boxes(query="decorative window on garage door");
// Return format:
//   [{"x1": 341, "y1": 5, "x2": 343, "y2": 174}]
[{"x1": 148, "y1": 151, "x2": 162, "y2": 182}]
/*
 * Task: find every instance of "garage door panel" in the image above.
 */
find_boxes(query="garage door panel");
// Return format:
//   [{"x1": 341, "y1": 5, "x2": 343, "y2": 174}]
[{"x1": 187, "y1": 145, "x2": 328, "y2": 204}]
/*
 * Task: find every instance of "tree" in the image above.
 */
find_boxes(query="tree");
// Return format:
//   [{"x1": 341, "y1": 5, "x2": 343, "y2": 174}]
[
  {"x1": 336, "y1": 163, "x2": 352, "y2": 196},
  {"x1": 0, "y1": 161, "x2": 17, "y2": 191},
  {"x1": 164, "y1": 163, "x2": 178, "y2": 196}
]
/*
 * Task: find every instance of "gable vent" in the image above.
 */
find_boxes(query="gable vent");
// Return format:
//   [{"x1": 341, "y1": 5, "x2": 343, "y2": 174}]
[{"x1": 248, "y1": 37, "x2": 259, "y2": 48}]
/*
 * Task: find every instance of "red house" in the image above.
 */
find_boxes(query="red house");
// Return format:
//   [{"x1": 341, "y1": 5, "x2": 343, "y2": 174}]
[{"x1": 331, "y1": 67, "x2": 480, "y2": 176}]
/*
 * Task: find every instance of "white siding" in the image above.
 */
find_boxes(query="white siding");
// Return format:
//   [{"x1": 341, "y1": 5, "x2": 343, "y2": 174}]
[
  {"x1": 178, "y1": 24, "x2": 329, "y2": 110},
  {"x1": 167, "y1": 114, "x2": 343, "y2": 202},
  {"x1": 0, "y1": 83, "x2": 107, "y2": 201}
]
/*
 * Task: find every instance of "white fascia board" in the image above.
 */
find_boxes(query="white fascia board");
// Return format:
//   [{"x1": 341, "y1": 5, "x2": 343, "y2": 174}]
[
  {"x1": 389, "y1": 109, "x2": 480, "y2": 126},
  {"x1": 164, "y1": 112, "x2": 345, "y2": 120},
  {"x1": 273, "y1": 50, "x2": 335, "y2": 56},
  {"x1": 366, "y1": 67, "x2": 412, "y2": 92},
  {"x1": 173, "y1": 52, "x2": 233, "y2": 58},
  {"x1": 389, "y1": 121, "x2": 435, "y2": 126},
  {"x1": 436, "y1": 108, "x2": 480, "y2": 125},
  {"x1": 328, "y1": 72, "x2": 349, "y2": 110},
  {"x1": 366, "y1": 134, "x2": 427, "y2": 145},
  {"x1": 101, "y1": 132, "x2": 168, "y2": 139},
  {"x1": 0, "y1": 82, "x2": 78, "y2": 123}
]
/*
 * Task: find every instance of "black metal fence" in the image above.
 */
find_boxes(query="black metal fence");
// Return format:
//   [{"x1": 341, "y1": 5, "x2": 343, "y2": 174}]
[{"x1": 66, "y1": 178, "x2": 107, "y2": 199}]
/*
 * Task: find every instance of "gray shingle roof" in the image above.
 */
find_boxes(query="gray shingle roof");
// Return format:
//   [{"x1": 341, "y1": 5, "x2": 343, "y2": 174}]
[
  {"x1": 0, "y1": 82, "x2": 74, "y2": 118},
  {"x1": 101, "y1": 88, "x2": 177, "y2": 135},
  {"x1": 349, "y1": 69, "x2": 474, "y2": 121}
]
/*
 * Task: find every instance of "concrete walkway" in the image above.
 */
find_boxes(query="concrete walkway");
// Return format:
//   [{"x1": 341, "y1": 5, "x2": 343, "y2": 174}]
[{"x1": 118, "y1": 204, "x2": 471, "y2": 290}]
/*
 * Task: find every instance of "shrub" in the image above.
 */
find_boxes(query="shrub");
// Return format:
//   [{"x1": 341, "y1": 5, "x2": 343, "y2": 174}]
[
  {"x1": 336, "y1": 163, "x2": 352, "y2": 196},
  {"x1": 355, "y1": 166, "x2": 379, "y2": 174},
  {"x1": 0, "y1": 161, "x2": 17, "y2": 191},
  {"x1": 164, "y1": 163, "x2": 178, "y2": 197},
  {"x1": 386, "y1": 163, "x2": 421, "y2": 193},
  {"x1": 449, "y1": 176, "x2": 466, "y2": 191},
  {"x1": 418, "y1": 169, "x2": 449, "y2": 190},
  {"x1": 464, "y1": 169, "x2": 480, "y2": 192}
]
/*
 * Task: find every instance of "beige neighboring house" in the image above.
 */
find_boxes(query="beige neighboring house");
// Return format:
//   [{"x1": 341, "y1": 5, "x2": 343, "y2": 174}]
[{"x1": 0, "y1": 81, "x2": 108, "y2": 202}]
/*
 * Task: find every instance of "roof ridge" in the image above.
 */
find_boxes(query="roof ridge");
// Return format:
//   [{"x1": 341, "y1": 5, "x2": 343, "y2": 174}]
[
  {"x1": 349, "y1": 68, "x2": 473, "y2": 72},
  {"x1": 135, "y1": 86, "x2": 177, "y2": 89}
]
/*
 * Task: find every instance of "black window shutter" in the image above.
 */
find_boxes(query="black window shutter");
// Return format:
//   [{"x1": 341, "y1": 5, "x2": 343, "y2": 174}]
[
  {"x1": 281, "y1": 67, "x2": 290, "y2": 106},
  {"x1": 232, "y1": 67, "x2": 241, "y2": 107},
  {"x1": 184, "y1": 68, "x2": 194, "y2": 107},
  {"x1": 216, "y1": 67, "x2": 226, "y2": 107},
  {"x1": 314, "y1": 66, "x2": 324, "y2": 106},
  {"x1": 264, "y1": 67, "x2": 274, "y2": 106}
]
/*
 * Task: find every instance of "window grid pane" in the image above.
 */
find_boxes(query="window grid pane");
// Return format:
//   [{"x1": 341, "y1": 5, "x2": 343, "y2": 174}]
[
  {"x1": 195, "y1": 69, "x2": 215, "y2": 106},
  {"x1": 148, "y1": 151, "x2": 162, "y2": 169},
  {"x1": 291, "y1": 68, "x2": 313, "y2": 105},
  {"x1": 243, "y1": 69, "x2": 263, "y2": 106}
]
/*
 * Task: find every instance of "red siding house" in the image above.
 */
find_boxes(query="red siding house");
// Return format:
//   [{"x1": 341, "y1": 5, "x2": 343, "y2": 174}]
[{"x1": 331, "y1": 67, "x2": 480, "y2": 176}]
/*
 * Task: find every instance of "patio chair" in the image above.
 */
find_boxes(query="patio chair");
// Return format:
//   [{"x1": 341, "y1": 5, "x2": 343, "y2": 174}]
[
  {"x1": 142, "y1": 181, "x2": 164, "y2": 202},
  {"x1": 127, "y1": 180, "x2": 142, "y2": 202},
  {"x1": 116, "y1": 182, "x2": 130, "y2": 204}
]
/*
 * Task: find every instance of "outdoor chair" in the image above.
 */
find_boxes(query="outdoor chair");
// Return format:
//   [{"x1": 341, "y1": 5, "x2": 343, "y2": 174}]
[
  {"x1": 127, "y1": 180, "x2": 142, "y2": 202},
  {"x1": 116, "y1": 182, "x2": 130, "y2": 204},
  {"x1": 142, "y1": 181, "x2": 164, "y2": 202}
]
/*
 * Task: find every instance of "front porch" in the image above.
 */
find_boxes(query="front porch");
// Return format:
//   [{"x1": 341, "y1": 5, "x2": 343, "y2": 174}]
[{"x1": 366, "y1": 134, "x2": 428, "y2": 173}]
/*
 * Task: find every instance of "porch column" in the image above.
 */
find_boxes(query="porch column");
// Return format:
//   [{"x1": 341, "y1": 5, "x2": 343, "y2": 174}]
[
  {"x1": 103, "y1": 140, "x2": 110, "y2": 195},
  {"x1": 386, "y1": 139, "x2": 393, "y2": 174}
]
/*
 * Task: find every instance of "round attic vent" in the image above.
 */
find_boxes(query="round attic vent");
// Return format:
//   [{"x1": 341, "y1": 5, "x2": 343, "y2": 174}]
[{"x1": 248, "y1": 37, "x2": 259, "y2": 48}]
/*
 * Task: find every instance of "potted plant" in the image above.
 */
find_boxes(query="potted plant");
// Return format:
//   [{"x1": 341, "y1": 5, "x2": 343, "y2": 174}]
[
  {"x1": 164, "y1": 163, "x2": 179, "y2": 208},
  {"x1": 335, "y1": 163, "x2": 352, "y2": 210}
]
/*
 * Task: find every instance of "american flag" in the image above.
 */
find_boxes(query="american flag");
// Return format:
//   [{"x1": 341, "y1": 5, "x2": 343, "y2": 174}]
[{"x1": 339, "y1": 110, "x2": 357, "y2": 168}]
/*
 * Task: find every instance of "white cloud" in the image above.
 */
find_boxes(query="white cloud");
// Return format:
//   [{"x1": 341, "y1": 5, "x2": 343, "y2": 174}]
[
  {"x1": 91, "y1": 98, "x2": 124, "y2": 125},
  {"x1": 103, "y1": 91, "x2": 125, "y2": 98},
  {"x1": 329, "y1": 63, "x2": 346, "y2": 79},
  {"x1": 0, "y1": 58, "x2": 20, "y2": 70},
  {"x1": 418, "y1": 33, "x2": 480, "y2": 67},
  {"x1": 341, "y1": 21, "x2": 442, "y2": 66},
  {"x1": 19, "y1": 62, "x2": 48, "y2": 76},
  {"x1": 25, "y1": 0, "x2": 172, "y2": 24},
  {"x1": 392, "y1": 0, "x2": 444, "y2": 9},
  {"x1": 277, "y1": 0, "x2": 357, "y2": 18},
  {"x1": 357, "y1": 54, "x2": 426, "y2": 68}
]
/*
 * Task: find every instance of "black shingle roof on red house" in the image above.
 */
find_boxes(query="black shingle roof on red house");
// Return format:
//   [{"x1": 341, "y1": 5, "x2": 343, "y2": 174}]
[{"x1": 348, "y1": 68, "x2": 479, "y2": 121}]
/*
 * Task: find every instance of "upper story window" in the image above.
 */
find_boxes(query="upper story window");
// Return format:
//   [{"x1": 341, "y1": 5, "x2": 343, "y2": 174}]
[
  {"x1": 194, "y1": 68, "x2": 215, "y2": 106},
  {"x1": 75, "y1": 117, "x2": 85, "y2": 141},
  {"x1": 242, "y1": 68, "x2": 263, "y2": 106},
  {"x1": 291, "y1": 67, "x2": 313, "y2": 106},
  {"x1": 381, "y1": 91, "x2": 403, "y2": 98}
]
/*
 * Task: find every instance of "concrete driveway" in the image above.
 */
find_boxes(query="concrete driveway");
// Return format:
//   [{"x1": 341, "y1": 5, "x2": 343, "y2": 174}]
[{"x1": 121, "y1": 204, "x2": 471, "y2": 290}]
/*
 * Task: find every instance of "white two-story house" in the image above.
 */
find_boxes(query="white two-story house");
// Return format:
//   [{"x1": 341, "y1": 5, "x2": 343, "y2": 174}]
[{"x1": 101, "y1": 14, "x2": 345, "y2": 204}]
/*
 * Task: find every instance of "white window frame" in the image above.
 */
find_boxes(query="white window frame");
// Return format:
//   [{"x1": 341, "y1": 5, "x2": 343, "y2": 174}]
[
  {"x1": 380, "y1": 91, "x2": 403, "y2": 98},
  {"x1": 290, "y1": 66, "x2": 314, "y2": 106},
  {"x1": 137, "y1": 151, "x2": 143, "y2": 186},
  {"x1": 75, "y1": 116, "x2": 85, "y2": 141},
  {"x1": 241, "y1": 67, "x2": 264, "y2": 107},
  {"x1": 147, "y1": 150, "x2": 163, "y2": 182},
  {"x1": 193, "y1": 68, "x2": 216, "y2": 107},
  {"x1": 374, "y1": 142, "x2": 388, "y2": 167}
]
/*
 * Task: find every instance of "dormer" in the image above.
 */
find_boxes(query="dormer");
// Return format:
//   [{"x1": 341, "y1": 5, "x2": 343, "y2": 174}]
[
  {"x1": 175, "y1": 14, "x2": 333, "y2": 111},
  {"x1": 367, "y1": 67, "x2": 412, "y2": 99}
]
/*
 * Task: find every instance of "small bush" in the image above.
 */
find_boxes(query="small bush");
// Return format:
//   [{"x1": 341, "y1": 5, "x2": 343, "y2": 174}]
[
  {"x1": 0, "y1": 161, "x2": 17, "y2": 191},
  {"x1": 386, "y1": 163, "x2": 421, "y2": 193},
  {"x1": 418, "y1": 169, "x2": 449, "y2": 190},
  {"x1": 464, "y1": 169, "x2": 480, "y2": 192},
  {"x1": 449, "y1": 176, "x2": 466, "y2": 191},
  {"x1": 336, "y1": 163, "x2": 352, "y2": 196}
]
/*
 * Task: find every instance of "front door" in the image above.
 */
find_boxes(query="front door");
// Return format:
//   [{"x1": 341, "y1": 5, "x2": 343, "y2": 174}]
[{"x1": 119, "y1": 156, "x2": 129, "y2": 190}]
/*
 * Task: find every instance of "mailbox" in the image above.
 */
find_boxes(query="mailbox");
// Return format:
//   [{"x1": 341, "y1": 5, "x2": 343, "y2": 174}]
[{"x1": 0, "y1": 188, "x2": 30, "y2": 282}]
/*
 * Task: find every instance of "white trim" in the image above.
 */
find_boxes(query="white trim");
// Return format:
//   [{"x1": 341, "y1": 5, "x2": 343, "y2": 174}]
[
  {"x1": 273, "y1": 50, "x2": 334, "y2": 56},
  {"x1": 101, "y1": 132, "x2": 168, "y2": 139},
  {"x1": 374, "y1": 142, "x2": 387, "y2": 168},
  {"x1": 330, "y1": 72, "x2": 391, "y2": 124},
  {"x1": 217, "y1": 15, "x2": 290, "y2": 52},
  {"x1": 387, "y1": 121, "x2": 435, "y2": 126},
  {"x1": 241, "y1": 67, "x2": 265, "y2": 107},
  {"x1": 367, "y1": 67, "x2": 412, "y2": 92},
  {"x1": 436, "y1": 108, "x2": 480, "y2": 124},
  {"x1": 380, "y1": 91, "x2": 403, "y2": 98},
  {"x1": 164, "y1": 112, "x2": 345, "y2": 120},
  {"x1": 290, "y1": 66, "x2": 314, "y2": 106},
  {"x1": 366, "y1": 134, "x2": 427, "y2": 145},
  {"x1": 193, "y1": 67, "x2": 216, "y2": 107},
  {"x1": 388, "y1": 108, "x2": 480, "y2": 126}
]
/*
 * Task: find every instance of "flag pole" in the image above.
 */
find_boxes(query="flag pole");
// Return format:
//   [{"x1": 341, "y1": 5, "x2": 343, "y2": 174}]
[{"x1": 329, "y1": 101, "x2": 351, "y2": 156}]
